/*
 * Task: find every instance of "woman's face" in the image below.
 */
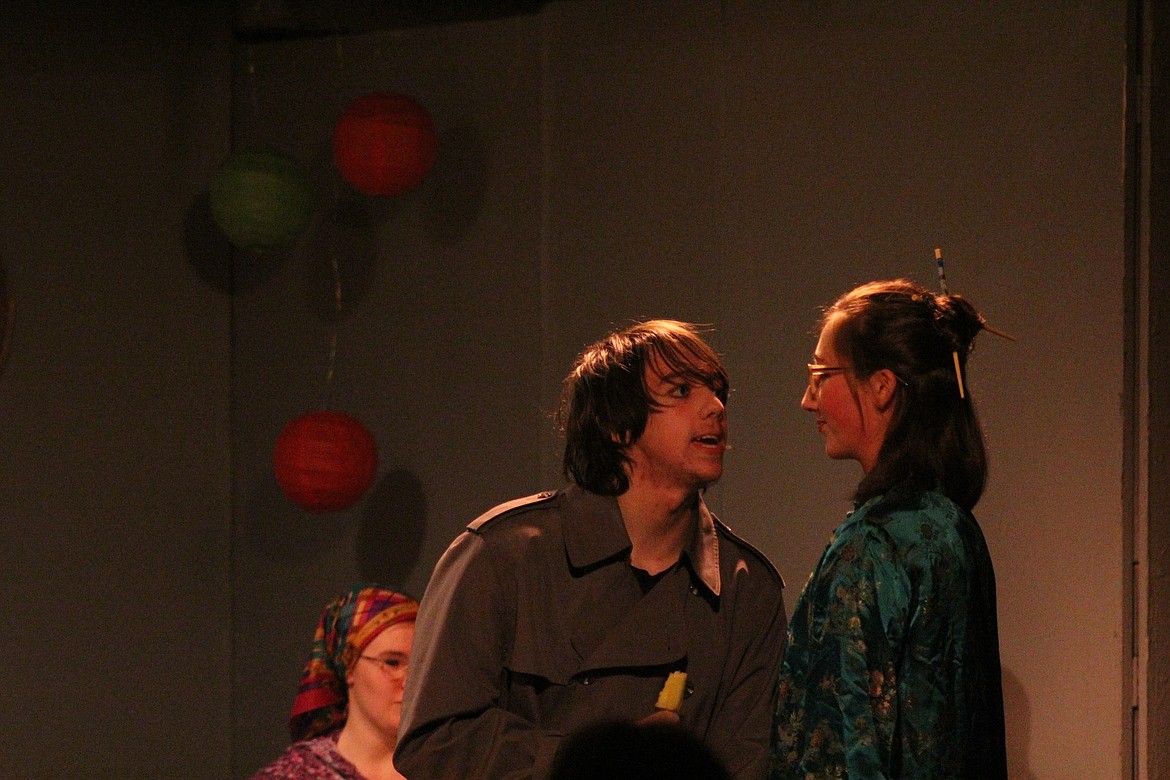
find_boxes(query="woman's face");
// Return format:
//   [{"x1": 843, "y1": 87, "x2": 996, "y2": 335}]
[
  {"x1": 345, "y1": 620, "x2": 415, "y2": 741},
  {"x1": 800, "y1": 315, "x2": 888, "y2": 472}
]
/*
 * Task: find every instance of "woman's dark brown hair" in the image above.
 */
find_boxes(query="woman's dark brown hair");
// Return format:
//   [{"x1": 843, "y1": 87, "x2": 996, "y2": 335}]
[{"x1": 825, "y1": 278, "x2": 989, "y2": 510}]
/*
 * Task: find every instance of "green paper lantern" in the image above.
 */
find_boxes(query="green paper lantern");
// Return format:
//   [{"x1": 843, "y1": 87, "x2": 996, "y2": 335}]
[{"x1": 210, "y1": 150, "x2": 314, "y2": 251}]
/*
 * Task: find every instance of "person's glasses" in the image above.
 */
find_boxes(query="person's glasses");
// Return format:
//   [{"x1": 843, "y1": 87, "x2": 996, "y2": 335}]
[
  {"x1": 359, "y1": 654, "x2": 409, "y2": 679},
  {"x1": 806, "y1": 363, "x2": 851, "y2": 393}
]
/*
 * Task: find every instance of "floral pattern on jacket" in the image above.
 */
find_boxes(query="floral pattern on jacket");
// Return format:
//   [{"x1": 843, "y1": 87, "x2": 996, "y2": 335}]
[{"x1": 769, "y1": 486, "x2": 1006, "y2": 779}]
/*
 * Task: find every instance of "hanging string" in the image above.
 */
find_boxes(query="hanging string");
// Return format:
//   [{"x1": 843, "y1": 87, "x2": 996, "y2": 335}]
[
  {"x1": 245, "y1": 46, "x2": 258, "y2": 116},
  {"x1": 320, "y1": 13, "x2": 348, "y2": 413},
  {"x1": 324, "y1": 252, "x2": 341, "y2": 409}
]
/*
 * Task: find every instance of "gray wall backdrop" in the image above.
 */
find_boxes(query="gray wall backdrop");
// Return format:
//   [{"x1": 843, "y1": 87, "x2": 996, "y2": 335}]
[
  {"x1": 0, "y1": 1, "x2": 1131, "y2": 778},
  {"x1": 0, "y1": 2, "x2": 236, "y2": 778}
]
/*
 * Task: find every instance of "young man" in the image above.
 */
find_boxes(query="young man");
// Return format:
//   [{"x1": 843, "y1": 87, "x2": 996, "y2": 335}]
[{"x1": 395, "y1": 320, "x2": 786, "y2": 779}]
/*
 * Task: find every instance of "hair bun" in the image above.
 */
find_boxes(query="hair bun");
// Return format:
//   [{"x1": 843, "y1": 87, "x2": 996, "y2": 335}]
[{"x1": 936, "y1": 294, "x2": 986, "y2": 354}]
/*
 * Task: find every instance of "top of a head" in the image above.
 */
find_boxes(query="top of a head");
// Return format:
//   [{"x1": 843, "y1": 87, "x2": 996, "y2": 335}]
[
  {"x1": 576, "y1": 319, "x2": 729, "y2": 400},
  {"x1": 334, "y1": 584, "x2": 419, "y2": 662},
  {"x1": 557, "y1": 319, "x2": 729, "y2": 495},
  {"x1": 825, "y1": 278, "x2": 985, "y2": 387}
]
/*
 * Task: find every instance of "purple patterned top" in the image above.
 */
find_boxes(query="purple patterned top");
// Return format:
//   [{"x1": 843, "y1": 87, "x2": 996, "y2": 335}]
[{"x1": 249, "y1": 732, "x2": 367, "y2": 780}]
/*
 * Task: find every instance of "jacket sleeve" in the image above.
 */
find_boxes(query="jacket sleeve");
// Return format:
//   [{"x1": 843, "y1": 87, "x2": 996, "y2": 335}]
[
  {"x1": 708, "y1": 565, "x2": 788, "y2": 780},
  {"x1": 395, "y1": 529, "x2": 562, "y2": 779},
  {"x1": 778, "y1": 524, "x2": 908, "y2": 779}
]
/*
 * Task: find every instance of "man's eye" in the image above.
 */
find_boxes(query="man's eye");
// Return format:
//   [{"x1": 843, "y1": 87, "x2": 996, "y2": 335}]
[
  {"x1": 670, "y1": 383, "x2": 691, "y2": 398},
  {"x1": 383, "y1": 658, "x2": 404, "y2": 668}
]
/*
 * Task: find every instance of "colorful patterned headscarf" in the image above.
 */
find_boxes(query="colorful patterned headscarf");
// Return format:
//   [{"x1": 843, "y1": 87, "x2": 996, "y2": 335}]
[{"x1": 288, "y1": 583, "x2": 419, "y2": 742}]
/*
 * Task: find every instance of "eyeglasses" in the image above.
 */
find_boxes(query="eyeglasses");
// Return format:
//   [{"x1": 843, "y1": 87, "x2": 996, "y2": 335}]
[
  {"x1": 359, "y1": 654, "x2": 409, "y2": 679},
  {"x1": 806, "y1": 363, "x2": 851, "y2": 393}
]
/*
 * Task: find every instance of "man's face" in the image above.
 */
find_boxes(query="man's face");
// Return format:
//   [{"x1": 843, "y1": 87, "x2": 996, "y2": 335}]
[{"x1": 623, "y1": 354, "x2": 729, "y2": 492}]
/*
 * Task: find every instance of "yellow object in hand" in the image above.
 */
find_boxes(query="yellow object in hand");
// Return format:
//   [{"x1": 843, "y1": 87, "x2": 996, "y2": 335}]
[{"x1": 655, "y1": 671, "x2": 687, "y2": 711}]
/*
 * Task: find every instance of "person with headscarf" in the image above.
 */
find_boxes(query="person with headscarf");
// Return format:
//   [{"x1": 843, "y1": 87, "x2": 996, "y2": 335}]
[{"x1": 251, "y1": 584, "x2": 419, "y2": 780}]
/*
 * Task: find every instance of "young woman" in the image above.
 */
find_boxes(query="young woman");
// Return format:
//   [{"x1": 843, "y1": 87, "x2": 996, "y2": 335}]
[
  {"x1": 252, "y1": 584, "x2": 418, "y2": 780},
  {"x1": 770, "y1": 279, "x2": 1008, "y2": 778}
]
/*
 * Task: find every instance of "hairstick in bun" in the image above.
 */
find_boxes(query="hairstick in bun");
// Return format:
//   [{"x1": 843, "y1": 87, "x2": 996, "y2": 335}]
[{"x1": 934, "y1": 248, "x2": 966, "y2": 398}]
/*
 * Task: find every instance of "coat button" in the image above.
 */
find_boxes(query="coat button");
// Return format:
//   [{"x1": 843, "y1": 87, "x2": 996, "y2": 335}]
[{"x1": 580, "y1": 676, "x2": 592, "y2": 686}]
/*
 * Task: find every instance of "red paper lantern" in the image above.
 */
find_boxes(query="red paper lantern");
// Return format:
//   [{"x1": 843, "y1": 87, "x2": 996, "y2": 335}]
[
  {"x1": 273, "y1": 410, "x2": 378, "y2": 513},
  {"x1": 333, "y1": 92, "x2": 438, "y2": 197}
]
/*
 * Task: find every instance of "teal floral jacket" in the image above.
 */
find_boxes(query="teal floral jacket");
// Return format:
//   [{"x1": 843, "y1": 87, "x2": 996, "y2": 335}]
[{"x1": 769, "y1": 485, "x2": 1006, "y2": 779}]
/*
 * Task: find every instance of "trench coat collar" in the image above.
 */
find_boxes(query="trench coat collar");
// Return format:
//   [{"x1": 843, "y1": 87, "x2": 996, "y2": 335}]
[{"x1": 560, "y1": 485, "x2": 722, "y2": 597}]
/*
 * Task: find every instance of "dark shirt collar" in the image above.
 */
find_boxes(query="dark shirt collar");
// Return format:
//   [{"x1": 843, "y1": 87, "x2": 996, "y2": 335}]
[{"x1": 561, "y1": 485, "x2": 722, "y2": 597}]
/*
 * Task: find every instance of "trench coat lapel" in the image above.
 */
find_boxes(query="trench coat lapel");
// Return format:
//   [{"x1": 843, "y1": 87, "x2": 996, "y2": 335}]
[
  {"x1": 569, "y1": 566, "x2": 688, "y2": 672},
  {"x1": 558, "y1": 486, "x2": 705, "y2": 673}
]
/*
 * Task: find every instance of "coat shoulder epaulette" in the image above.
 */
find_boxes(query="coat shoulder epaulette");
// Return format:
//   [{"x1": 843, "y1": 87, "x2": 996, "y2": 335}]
[
  {"x1": 466, "y1": 490, "x2": 559, "y2": 533},
  {"x1": 711, "y1": 513, "x2": 785, "y2": 589}
]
